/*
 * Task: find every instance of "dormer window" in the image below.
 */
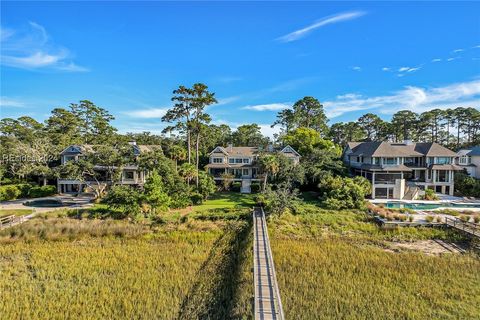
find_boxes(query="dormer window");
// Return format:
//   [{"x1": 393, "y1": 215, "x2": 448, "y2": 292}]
[
  {"x1": 213, "y1": 158, "x2": 223, "y2": 163},
  {"x1": 459, "y1": 155, "x2": 471, "y2": 165}
]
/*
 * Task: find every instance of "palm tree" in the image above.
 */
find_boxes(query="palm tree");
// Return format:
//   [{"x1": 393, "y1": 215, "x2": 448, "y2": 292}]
[
  {"x1": 178, "y1": 163, "x2": 197, "y2": 185},
  {"x1": 259, "y1": 154, "x2": 280, "y2": 191},
  {"x1": 169, "y1": 145, "x2": 186, "y2": 171}
]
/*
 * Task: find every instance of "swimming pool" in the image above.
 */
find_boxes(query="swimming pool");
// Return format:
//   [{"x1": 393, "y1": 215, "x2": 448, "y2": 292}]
[
  {"x1": 23, "y1": 199, "x2": 75, "y2": 208},
  {"x1": 381, "y1": 202, "x2": 480, "y2": 210}
]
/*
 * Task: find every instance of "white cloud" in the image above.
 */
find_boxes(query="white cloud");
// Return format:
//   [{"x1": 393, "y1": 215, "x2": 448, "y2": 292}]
[
  {"x1": 258, "y1": 124, "x2": 281, "y2": 138},
  {"x1": 351, "y1": 66, "x2": 362, "y2": 71},
  {"x1": 215, "y1": 96, "x2": 241, "y2": 106},
  {"x1": 0, "y1": 96, "x2": 25, "y2": 108},
  {"x1": 324, "y1": 80, "x2": 480, "y2": 118},
  {"x1": 123, "y1": 108, "x2": 169, "y2": 119},
  {"x1": 447, "y1": 57, "x2": 459, "y2": 61},
  {"x1": 1, "y1": 22, "x2": 88, "y2": 72},
  {"x1": 241, "y1": 102, "x2": 291, "y2": 111},
  {"x1": 398, "y1": 66, "x2": 421, "y2": 73},
  {"x1": 432, "y1": 58, "x2": 442, "y2": 62},
  {"x1": 453, "y1": 48, "x2": 464, "y2": 53},
  {"x1": 277, "y1": 11, "x2": 366, "y2": 42},
  {"x1": 382, "y1": 67, "x2": 390, "y2": 71}
]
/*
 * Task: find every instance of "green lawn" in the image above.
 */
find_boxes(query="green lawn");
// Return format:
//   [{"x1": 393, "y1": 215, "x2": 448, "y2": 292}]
[
  {"x1": 0, "y1": 209, "x2": 33, "y2": 217},
  {"x1": 190, "y1": 192, "x2": 256, "y2": 212}
]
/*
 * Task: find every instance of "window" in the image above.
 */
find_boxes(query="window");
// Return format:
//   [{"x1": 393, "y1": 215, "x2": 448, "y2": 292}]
[
  {"x1": 436, "y1": 170, "x2": 449, "y2": 182},
  {"x1": 459, "y1": 156, "x2": 471, "y2": 165},
  {"x1": 242, "y1": 158, "x2": 249, "y2": 164},
  {"x1": 64, "y1": 155, "x2": 75, "y2": 163},
  {"x1": 229, "y1": 158, "x2": 235, "y2": 164},
  {"x1": 373, "y1": 157, "x2": 380, "y2": 165},
  {"x1": 124, "y1": 171, "x2": 134, "y2": 180},
  {"x1": 383, "y1": 157, "x2": 396, "y2": 165},
  {"x1": 436, "y1": 157, "x2": 451, "y2": 164},
  {"x1": 242, "y1": 169, "x2": 249, "y2": 175},
  {"x1": 235, "y1": 158, "x2": 243, "y2": 164},
  {"x1": 213, "y1": 157, "x2": 223, "y2": 163}
]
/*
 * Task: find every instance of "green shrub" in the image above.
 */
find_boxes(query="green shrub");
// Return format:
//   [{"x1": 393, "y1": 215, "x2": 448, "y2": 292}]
[
  {"x1": 425, "y1": 215, "x2": 434, "y2": 223},
  {"x1": 0, "y1": 185, "x2": 23, "y2": 201},
  {"x1": 436, "y1": 216, "x2": 443, "y2": 223},
  {"x1": 190, "y1": 192, "x2": 204, "y2": 205},
  {"x1": 250, "y1": 183, "x2": 260, "y2": 193},
  {"x1": 231, "y1": 182, "x2": 241, "y2": 192},
  {"x1": 28, "y1": 185, "x2": 56, "y2": 198},
  {"x1": 459, "y1": 215, "x2": 470, "y2": 222},
  {"x1": 474, "y1": 215, "x2": 480, "y2": 224},
  {"x1": 408, "y1": 215, "x2": 414, "y2": 222}
]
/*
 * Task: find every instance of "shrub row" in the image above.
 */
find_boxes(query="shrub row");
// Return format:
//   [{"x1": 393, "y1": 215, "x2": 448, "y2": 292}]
[{"x1": 0, "y1": 184, "x2": 56, "y2": 201}]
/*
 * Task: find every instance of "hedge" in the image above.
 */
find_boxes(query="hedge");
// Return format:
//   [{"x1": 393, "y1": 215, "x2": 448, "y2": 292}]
[{"x1": 0, "y1": 184, "x2": 56, "y2": 201}]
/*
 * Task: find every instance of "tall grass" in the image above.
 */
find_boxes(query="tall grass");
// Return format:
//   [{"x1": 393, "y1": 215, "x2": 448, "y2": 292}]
[
  {"x1": 270, "y1": 204, "x2": 480, "y2": 319},
  {"x1": 0, "y1": 213, "x2": 253, "y2": 319},
  {"x1": 272, "y1": 237, "x2": 480, "y2": 319}
]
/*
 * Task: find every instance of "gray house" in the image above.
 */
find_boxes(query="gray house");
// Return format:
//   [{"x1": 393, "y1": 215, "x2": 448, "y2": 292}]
[
  {"x1": 57, "y1": 142, "x2": 160, "y2": 194},
  {"x1": 344, "y1": 141, "x2": 462, "y2": 199},
  {"x1": 206, "y1": 144, "x2": 300, "y2": 193},
  {"x1": 456, "y1": 146, "x2": 480, "y2": 179}
]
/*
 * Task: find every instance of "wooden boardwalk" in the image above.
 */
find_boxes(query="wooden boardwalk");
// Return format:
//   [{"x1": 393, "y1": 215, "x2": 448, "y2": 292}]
[
  {"x1": 253, "y1": 207, "x2": 284, "y2": 320},
  {"x1": 445, "y1": 217, "x2": 480, "y2": 239}
]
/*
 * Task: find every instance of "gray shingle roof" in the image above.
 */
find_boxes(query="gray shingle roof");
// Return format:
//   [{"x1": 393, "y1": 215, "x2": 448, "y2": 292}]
[
  {"x1": 458, "y1": 146, "x2": 480, "y2": 156},
  {"x1": 347, "y1": 141, "x2": 457, "y2": 157}
]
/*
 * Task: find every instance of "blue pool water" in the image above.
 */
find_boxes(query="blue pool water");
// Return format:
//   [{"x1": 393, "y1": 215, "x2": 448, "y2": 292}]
[{"x1": 382, "y1": 202, "x2": 480, "y2": 210}]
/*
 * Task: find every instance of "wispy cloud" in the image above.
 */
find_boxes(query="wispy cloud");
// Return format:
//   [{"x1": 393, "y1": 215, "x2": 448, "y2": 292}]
[
  {"x1": 453, "y1": 48, "x2": 464, "y2": 53},
  {"x1": 351, "y1": 66, "x2": 362, "y2": 72},
  {"x1": 215, "y1": 96, "x2": 241, "y2": 106},
  {"x1": 0, "y1": 96, "x2": 25, "y2": 108},
  {"x1": 447, "y1": 57, "x2": 460, "y2": 61},
  {"x1": 123, "y1": 108, "x2": 169, "y2": 119},
  {"x1": 431, "y1": 58, "x2": 442, "y2": 62},
  {"x1": 241, "y1": 102, "x2": 291, "y2": 111},
  {"x1": 324, "y1": 80, "x2": 480, "y2": 118},
  {"x1": 398, "y1": 66, "x2": 421, "y2": 73},
  {"x1": 382, "y1": 67, "x2": 390, "y2": 72},
  {"x1": 277, "y1": 11, "x2": 366, "y2": 43},
  {"x1": 1, "y1": 22, "x2": 88, "y2": 72}
]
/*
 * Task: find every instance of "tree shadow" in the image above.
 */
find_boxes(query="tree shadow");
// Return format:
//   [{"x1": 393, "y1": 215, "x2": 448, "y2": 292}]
[{"x1": 178, "y1": 220, "x2": 253, "y2": 320}]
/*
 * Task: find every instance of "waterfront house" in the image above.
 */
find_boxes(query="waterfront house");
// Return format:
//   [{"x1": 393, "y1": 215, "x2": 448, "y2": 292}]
[{"x1": 456, "y1": 146, "x2": 480, "y2": 179}]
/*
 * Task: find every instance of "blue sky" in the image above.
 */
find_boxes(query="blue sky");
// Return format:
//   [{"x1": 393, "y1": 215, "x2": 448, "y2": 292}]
[{"x1": 1, "y1": 1, "x2": 480, "y2": 137}]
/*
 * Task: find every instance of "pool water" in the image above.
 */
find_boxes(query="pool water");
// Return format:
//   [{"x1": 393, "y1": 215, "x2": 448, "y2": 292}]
[
  {"x1": 23, "y1": 199, "x2": 74, "y2": 208},
  {"x1": 382, "y1": 202, "x2": 480, "y2": 210}
]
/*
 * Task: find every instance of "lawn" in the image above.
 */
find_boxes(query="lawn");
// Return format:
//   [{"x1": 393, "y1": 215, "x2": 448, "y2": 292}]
[
  {"x1": 269, "y1": 202, "x2": 480, "y2": 319},
  {"x1": 0, "y1": 193, "x2": 254, "y2": 320},
  {"x1": 190, "y1": 191, "x2": 256, "y2": 212},
  {"x1": 0, "y1": 209, "x2": 33, "y2": 217}
]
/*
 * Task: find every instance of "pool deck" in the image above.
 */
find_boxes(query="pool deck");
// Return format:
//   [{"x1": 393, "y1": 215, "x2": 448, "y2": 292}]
[{"x1": 370, "y1": 197, "x2": 480, "y2": 212}]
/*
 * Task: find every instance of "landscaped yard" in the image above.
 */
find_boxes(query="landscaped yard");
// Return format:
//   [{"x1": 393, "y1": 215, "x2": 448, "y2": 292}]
[{"x1": 269, "y1": 201, "x2": 480, "y2": 319}]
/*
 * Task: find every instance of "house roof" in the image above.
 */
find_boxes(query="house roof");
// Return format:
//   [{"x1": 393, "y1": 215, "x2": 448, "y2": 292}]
[
  {"x1": 209, "y1": 145, "x2": 300, "y2": 157},
  {"x1": 360, "y1": 164, "x2": 412, "y2": 172},
  {"x1": 346, "y1": 141, "x2": 457, "y2": 157},
  {"x1": 60, "y1": 144, "x2": 161, "y2": 156},
  {"x1": 458, "y1": 146, "x2": 480, "y2": 157},
  {"x1": 429, "y1": 164, "x2": 463, "y2": 171}
]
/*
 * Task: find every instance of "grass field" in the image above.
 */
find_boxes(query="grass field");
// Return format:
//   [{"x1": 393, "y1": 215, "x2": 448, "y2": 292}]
[
  {"x1": 270, "y1": 201, "x2": 480, "y2": 319},
  {"x1": 0, "y1": 209, "x2": 33, "y2": 217},
  {"x1": 0, "y1": 193, "x2": 254, "y2": 320}
]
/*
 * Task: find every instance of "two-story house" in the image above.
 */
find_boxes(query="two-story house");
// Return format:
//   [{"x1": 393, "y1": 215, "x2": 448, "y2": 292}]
[
  {"x1": 456, "y1": 146, "x2": 480, "y2": 179},
  {"x1": 206, "y1": 144, "x2": 300, "y2": 193},
  {"x1": 57, "y1": 142, "x2": 161, "y2": 194},
  {"x1": 344, "y1": 141, "x2": 462, "y2": 200}
]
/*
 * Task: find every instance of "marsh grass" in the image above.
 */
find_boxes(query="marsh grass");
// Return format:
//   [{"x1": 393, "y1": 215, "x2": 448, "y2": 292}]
[
  {"x1": 0, "y1": 203, "x2": 253, "y2": 319},
  {"x1": 0, "y1": 209, "x2": 33, "y2": 217},
  {"x1": 273, "y1": 237, "x2": 480, "y2": 320},
  {"x1": 269, "y1": 203, "x2": 480, "y2": 319}
]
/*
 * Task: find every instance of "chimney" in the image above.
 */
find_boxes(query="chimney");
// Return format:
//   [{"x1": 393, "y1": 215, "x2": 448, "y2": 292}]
[{"x1": 227, "y1": 143, "x2": 233, "y2": 152}]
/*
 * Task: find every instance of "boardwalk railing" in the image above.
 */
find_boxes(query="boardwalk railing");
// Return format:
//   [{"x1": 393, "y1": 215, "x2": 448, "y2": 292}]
[
  {"x1": 0, "y1": 215, "x2": 26, "y2": 230},
  {"x1": 445, "y1": 217, "x2": 480, "y2": 238},
  {"x1": 253, "y1": 207, "x2": 285, "y2": 320}
]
